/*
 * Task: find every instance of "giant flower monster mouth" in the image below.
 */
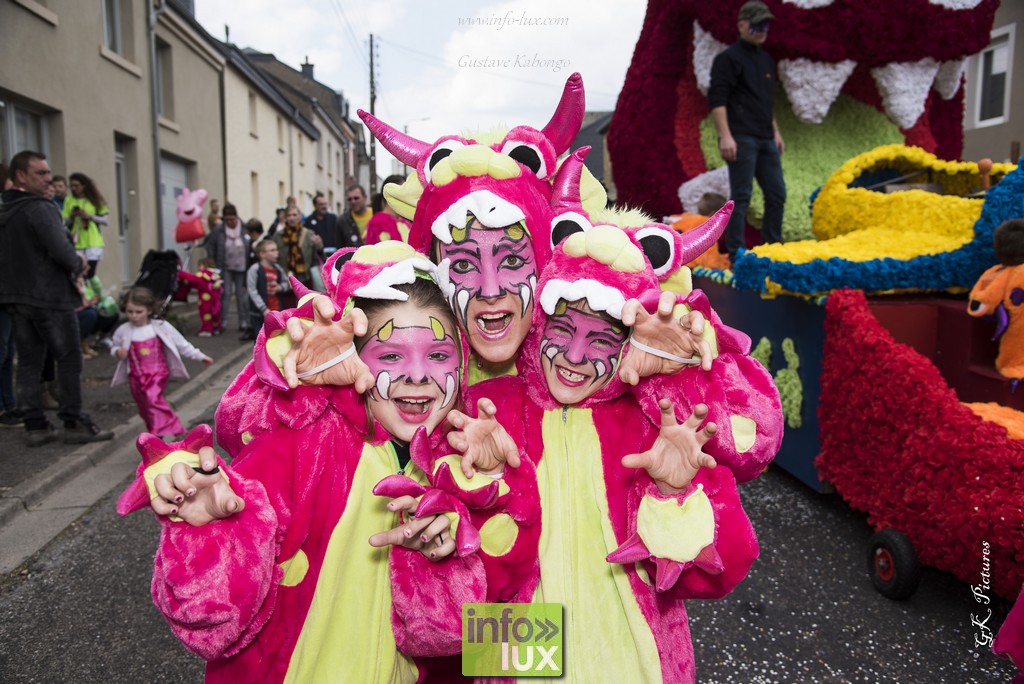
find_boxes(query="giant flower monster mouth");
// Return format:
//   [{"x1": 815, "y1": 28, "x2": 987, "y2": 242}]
[
  {"x1": 689, "y1": 0, "x2": 997, "y2": 128},
  {"x1": 608, "y1": 0, "x2": 1000, "y2": 220}
]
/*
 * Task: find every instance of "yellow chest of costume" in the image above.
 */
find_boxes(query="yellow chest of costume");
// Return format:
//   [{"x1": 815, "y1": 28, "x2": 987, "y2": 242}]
[
  {"x1": 531, "y1": 407, "x2": 662, "y2": 683},
  {"x1": 284, "y1": 442, "x2": 419, "y2": 684}
]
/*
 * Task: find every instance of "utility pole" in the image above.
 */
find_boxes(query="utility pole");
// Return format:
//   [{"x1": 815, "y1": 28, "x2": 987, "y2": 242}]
[{"x1": 368, "y1": 33, "x2": 377, "y2": 197}]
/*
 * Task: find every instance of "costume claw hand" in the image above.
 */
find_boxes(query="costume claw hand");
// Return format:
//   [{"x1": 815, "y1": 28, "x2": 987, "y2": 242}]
[
  {"x1": 282, "y1": 295, "x2": 374, "y2": 391},
  {"x1": 620, "y1": 292, "x2": 713, "y2": 385},
  {"x1": 150, "y1": 446, "x2": 244, "y2": 525},
  {"x1": 621, "y1": 399, "x2": 717, "y2": 495},
  {"x1": 368, "y1": 495, "x2": 456, "y2": 561},
  {"x1": 447, "y1": 398, "x2": 520, "y2": 479}
]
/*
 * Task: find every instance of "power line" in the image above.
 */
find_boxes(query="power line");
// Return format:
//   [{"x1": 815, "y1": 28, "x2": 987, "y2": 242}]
[{"x1": 328, "y1": 0, "x2": 369, "y2": 72}]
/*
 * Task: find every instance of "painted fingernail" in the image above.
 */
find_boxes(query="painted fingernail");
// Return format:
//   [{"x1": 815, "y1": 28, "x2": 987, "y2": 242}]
[
  {"x1": 421, "y1": 535, "x2": 428, "y2": 543},
  {"x1": 170, "y1": 508, "x2": 178, "y2": 515},
  {"x1": 186, "y1": 489, "x2": 195, "y2": 497},
  {"x1": 175, "y1": 496, "x2": 183, "y2": 503},
  {"x1": 429, "y1": 552, "x2": 436, "y2": 559}
]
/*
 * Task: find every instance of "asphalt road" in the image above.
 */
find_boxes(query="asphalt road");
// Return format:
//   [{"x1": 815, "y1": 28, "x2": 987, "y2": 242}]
[{"x1": 0, "y1": 461, "x2": 1015, "y2": 683}]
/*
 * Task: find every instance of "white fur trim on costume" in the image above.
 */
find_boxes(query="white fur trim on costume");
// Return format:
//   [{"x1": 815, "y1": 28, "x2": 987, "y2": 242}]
[
  {"x1": 539, "y1": 278, "x2": 627, "y2": 320},
  {"x1": 430, "y1": 190, "x2": 526, "y2": 244},
  {"x1": 352, "y1": 258, "x2": 437, "y2": 301}
]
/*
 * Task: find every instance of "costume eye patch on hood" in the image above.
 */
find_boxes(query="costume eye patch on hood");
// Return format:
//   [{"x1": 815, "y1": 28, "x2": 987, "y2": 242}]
[
  {"x1": 550, "y1": 211, "x2": 593, "y2": 251},
  {"x1": 633, "y1": 225, "x2": 677, "y2": 278}
]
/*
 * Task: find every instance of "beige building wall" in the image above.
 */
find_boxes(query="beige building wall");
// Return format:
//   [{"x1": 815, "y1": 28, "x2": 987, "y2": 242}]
[
  {"x1": 1, "y1": 0, "x2": 226, "y2": 289},
  {"x1": 308, "y1": 108, "x2": 351, "y2": 215},
  {"x1": 154, "y1": 10, "x2": 225, "y2": 235},
  {"x1": 1, "y1": 0, "x2": 155, "y2": 288},
  {"x1": 963, "y1": 2, "x2": 1024, "y2": 163},
  {"x1": 222, "y1": 68, "x2": 317, "y2": 222}
]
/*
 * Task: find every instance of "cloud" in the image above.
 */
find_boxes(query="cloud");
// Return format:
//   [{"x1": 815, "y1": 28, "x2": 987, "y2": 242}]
[{"x1": 195, "y1": 0, "x2": 645, "y2": 176}]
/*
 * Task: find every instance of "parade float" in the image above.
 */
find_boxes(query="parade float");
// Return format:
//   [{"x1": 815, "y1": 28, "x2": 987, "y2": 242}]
[{"x1": 610, "y1": 0, "x2": 1024, "y2": 602}]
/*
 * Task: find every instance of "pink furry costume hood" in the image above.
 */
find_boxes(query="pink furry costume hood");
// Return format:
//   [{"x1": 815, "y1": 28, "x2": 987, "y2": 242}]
[
  {"x1": 215, "y1": 242, "x2": 466, "y2": 457},
  {"x1": 359, "y1": 72, "x2": 586, "y2": 274}
]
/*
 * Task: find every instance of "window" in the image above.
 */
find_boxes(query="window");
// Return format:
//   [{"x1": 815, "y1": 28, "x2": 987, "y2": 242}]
[
  {"x1": 278, "y1": 181, "x2": 286, "y2": 205},
  {"x1": 102, "y1": 0, "x2": 134, "y2": 60},
  {"x1": 248, "y1": 91, "x2": 258, "y2": 137},
  {"x1": 976, "y1": 26, "x2": 1014, "y2": 126},
  {"x1": 251, "y1": 172, "x2": 260, "y2": 218},
  {"x1": 327, "y1": 141, "x2": 333, "y2": 176},
  {"x1": 336, "y1": 150, "x2": 341, "y2": 184},
  {"x1": 155, "y1": 39, "x2": 174, "y2": 120},
  {"x1": 317, "y1": 136, "x2": 323, "y2": 167},
  {"x1": 298, "y1": 135, "x2": 304, "y2": 166},
  {"x1": 277, "y1": 116, "x2": 284, "y2": 152},
  {"x1": 0, "y1": 98, "x2": 48, "y2": 162},
  {"x1": 103, "y1": 0, "x2": 122, "y2": 54}
]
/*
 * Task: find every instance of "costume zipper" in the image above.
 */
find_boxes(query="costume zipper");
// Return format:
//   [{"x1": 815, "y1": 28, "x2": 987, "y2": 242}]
[{"x1": 561, "y1": 404, "x2": 576, "y2": 674}]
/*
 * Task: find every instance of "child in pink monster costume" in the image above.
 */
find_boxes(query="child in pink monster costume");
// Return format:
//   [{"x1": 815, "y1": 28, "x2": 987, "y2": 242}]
[
  {"x1": 110, "y1": 286, "x2": 213, "y2": 439},
  {"x1": 377, "y1": 154, "x2": 783, "y2": 683},
  {"x1": 176, "y1": 257, "x2": 224, "y2": 336},
  {"x1": 118, "y1": 245, "x2": 524, "y2": 683}
]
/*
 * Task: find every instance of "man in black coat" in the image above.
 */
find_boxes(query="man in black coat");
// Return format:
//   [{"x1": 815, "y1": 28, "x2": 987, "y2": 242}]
[{"x1": 0, "y1": 151, "x2": 113, "y2": 446}]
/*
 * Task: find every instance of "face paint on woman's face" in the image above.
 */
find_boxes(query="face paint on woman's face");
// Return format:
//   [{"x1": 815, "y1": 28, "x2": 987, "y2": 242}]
[
  {"x1": 360, "y1": 302, "x2": 461, "y2": 442},
  {"x1": 540, "y1": 302, "x2": 627, "y2": 405},
  {"x1": 438, "y1": 221, "x2": 537, "y2": 364}
]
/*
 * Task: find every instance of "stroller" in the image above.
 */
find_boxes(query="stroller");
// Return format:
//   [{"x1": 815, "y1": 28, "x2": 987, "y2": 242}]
[{"x1": 132, "y1": 249, "x2": 189, "y2": 317}]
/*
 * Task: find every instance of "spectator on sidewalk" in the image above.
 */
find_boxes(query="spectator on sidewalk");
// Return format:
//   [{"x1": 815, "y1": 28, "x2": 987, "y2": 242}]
[
  {"x1": 76, "y1": 274, "x2": 119, "y2": 359},
  {"x1": 245, "y1": 219, "x2": 265, "y2": 265},
  {"x1": 0, "y1": 162, "x2": 21, "y2": 428},
  {"x1": 338, "y1": 183, "x2": 369, "y2": 246},
  {"x1": 62, "y1": 172, "x2": 110, "y2": 279},
  {"x1": 304, "y1": 193, "x2": 340, "y2": 252},
  {"x1": 273, "y1": 205, "x2": 322, "y2": 304},
  {"x1": 0, "y1": 150, "x2": 114, "y2": 446},
  {"x1": 205, "y1": 203, "x2": 252, "y2": 338},
  {"x1": 244, "y1": 239, "x2": 290, "y2": 340},
  {"x1": 51, "y1": 175, "x2": 68, "y2": 211}
]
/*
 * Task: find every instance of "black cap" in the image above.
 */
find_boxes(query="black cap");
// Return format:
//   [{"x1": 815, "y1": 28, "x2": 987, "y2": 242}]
[{"x1": 738, "y1": 1, "x2": 775, "y2": 23}]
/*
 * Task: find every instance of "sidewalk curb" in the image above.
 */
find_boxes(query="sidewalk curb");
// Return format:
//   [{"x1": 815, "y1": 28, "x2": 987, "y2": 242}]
[{"x1": 0, "y1": 342, "x2": 253, "y2": 528}]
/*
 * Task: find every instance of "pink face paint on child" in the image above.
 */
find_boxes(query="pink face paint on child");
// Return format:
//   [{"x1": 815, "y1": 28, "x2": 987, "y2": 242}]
[
  {"x1": 540, "y1": 303, "x2": 628, "y2": 405},
  {"x1": 438, "y1": 223, "x2": 538, "y2": 364},
  {"x1": 360, "y1": 316, "x2": 461, "y2": 431}
]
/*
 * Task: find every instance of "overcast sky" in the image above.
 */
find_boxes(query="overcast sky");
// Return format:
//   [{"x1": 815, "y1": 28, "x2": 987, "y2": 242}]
[{"x1": 195, "y1": 0, "x2": 647, "y2": 177}]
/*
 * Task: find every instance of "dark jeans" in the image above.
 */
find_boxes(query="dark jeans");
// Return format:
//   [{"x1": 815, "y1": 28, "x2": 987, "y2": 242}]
[
  {"x1": 8, "y1": 303, "x2": 83, "y2": 429},
  {"x1": 77, "y1": 307, "x2": 118, "y2": 339},
  {"x1": 0, "y1": 310, "x2": 15, "y2": 412},
  {"x1": 725, "y1": 134, "x2": 787, "y2": 260}
]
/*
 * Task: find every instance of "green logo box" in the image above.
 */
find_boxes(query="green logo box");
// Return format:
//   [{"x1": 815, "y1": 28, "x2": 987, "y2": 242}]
[{"x1": 462, "y1": 603, "x2": 563, "y2": 677}]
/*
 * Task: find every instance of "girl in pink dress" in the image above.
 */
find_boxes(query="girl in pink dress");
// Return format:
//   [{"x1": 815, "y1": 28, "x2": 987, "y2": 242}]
[{"x1": 111, "y1": 287, "x2": 213, "y2": 438}]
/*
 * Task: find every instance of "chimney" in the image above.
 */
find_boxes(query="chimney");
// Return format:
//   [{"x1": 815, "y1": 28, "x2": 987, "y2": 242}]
[{"x1": 301, "y1": 56, "x2": 314, "y2": 80}]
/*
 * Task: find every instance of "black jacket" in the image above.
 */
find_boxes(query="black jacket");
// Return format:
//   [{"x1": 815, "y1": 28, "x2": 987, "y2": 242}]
[
  {"x1": 0, "y1": 189, "x2": 84, "y2": 310},
  {"x1": 708, "y1": 40, "x2": 777, "y2": 140}
]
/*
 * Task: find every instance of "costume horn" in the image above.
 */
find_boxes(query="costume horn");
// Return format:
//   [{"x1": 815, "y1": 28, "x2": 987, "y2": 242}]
[
  {"x1": 550, "y1": 146, "x2": 590, "y2": 213},
  {"x1": 677, "y1": 201, "x2": 734, "y2": 264},
  {"x1": 358, "y1": 110, "x2": 431, "y2": 166},
  {"x1": 541, "y1": 73, "x2": 586, "y2": 155}
]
